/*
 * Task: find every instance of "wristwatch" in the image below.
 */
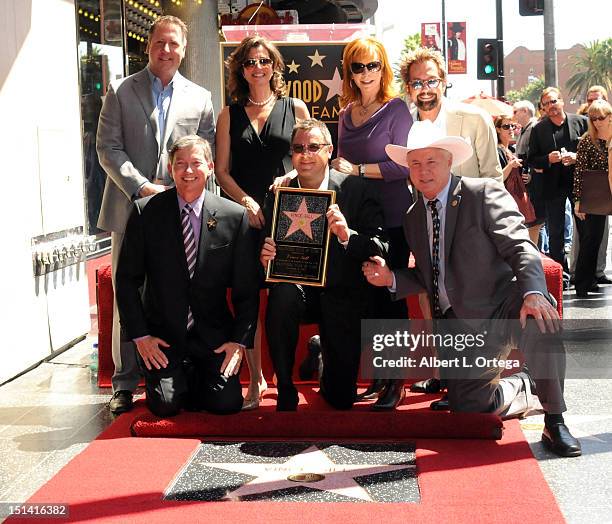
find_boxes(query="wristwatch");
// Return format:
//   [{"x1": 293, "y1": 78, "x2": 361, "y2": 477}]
[{"x1": 358, "y1": 164, "x2": 366, "y2": 178}]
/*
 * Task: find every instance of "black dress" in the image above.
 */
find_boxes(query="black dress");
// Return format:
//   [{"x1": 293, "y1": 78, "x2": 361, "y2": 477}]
[{"x1": 229, "y1": 97, "x2": 296, "y2": 207}]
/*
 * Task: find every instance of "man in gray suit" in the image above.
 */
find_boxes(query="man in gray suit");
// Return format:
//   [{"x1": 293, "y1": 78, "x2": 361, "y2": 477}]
[
  {"x1": 97, "y1": 15, "x2": 215, "y2": 414},
  {"x1": 363, "y1": 121, "x2": 581, "y2": 457}
]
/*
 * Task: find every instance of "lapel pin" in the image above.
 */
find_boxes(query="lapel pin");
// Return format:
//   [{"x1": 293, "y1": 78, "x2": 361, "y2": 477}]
[
  {"x1": 451, "y1": 199, "x2": 459, "y2": 207},
  {"x1": 207, "y1": 217, "x2": 218, "y2": 231}
]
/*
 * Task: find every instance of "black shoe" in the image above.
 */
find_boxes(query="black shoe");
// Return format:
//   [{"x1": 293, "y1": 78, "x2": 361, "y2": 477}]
[
  {"x1": 596, "y1": 275, "x2": 612, "y2": 285},
  {"x1": 109, "y1": 390, "x2": 133, "y2": 414},
  {"x1": 410, "y1": 377, "x2": 441, "y2": 393},
  {"x1": 575, "y1": 289, "x2": 589, "y2": 298},
  {"x1": 590, "y1": 283, "x2": 601, "y2": 293},
  {"x1": 356, "y1": 379, "x2": 387, "y2": 400},
  {"x1": 276, "y1": 386, "x2": 299, "y2": 411},
  {"x1": 372, "y1": 381, "x2": 405, "y2": 410},
  {"x1": 542, "y1": 423, "x2": 582, "y2": 457},
  {"x1": 430, "y1": 394, "x2": 450, "y2": 411},
  {"x1": 298, "y1": 335, "x2": 322, "y2": 380}
]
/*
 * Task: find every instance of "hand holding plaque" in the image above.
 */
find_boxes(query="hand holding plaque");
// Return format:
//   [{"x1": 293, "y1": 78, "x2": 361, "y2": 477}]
[{"x1": 265, "y1": 187, "x2": 335, "y2": 286}]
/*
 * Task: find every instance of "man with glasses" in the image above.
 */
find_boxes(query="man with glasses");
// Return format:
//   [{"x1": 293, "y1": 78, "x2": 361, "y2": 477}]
[
  {"x1": 398, "y1": 47, "x2": 502, "y2": 400},
  {"x1": 97, "y1": 15, "x2": 216, "y2": 415},
  {"x1": 400, "y1": 47, "x2": 502, "y2": 184},
  {"x1": 260, "y1": 119, "x2": 387, "y2": 411},
  {"x1": 528, "y1": 87, "x2": 588, "y2": 270}
]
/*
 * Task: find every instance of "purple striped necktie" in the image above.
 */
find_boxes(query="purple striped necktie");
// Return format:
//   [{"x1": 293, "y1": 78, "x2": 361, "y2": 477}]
[{"x1": 181, "y1": 203, "x2": 196, "y2": 330}]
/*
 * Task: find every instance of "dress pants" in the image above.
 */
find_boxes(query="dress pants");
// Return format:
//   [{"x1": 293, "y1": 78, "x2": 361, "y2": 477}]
[
  {"x1": 265, "y1": 283, "x2": 366, "y2": 410},
  {"x1": 110, "y1": 231, "x2": 142, "y2": 393},
  {"x1": 543, "y1": 196, "x2": 571, "y2": 268},
  {"x1": 443, "y1": 289, "x2": 566, "y2": 416},
  {"x1": 574, "y1": 213, "x2": 607, "y2": 293},
  {"x1": 139, "y1": 330, "x2": 243, "y2": 417}
]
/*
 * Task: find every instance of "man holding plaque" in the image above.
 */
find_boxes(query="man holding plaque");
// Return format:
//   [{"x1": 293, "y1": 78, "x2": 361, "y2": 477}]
[{"x1": 260, "y1": 119, "x2": 388, "y2": 411}]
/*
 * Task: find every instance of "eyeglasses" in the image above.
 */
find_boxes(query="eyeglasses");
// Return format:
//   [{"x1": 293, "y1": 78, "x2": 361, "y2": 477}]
[
  {"x1": 291, "y1": 143, "x2": 329, "y2": 154},
  {"x1": 350, "y1": 61, "x2": 382, "y2": 75},
  {"x1": 542, "y1": 98, "x2": 560, "y2": 107},
  {"x1": 590, "y1": 115, "x2": 610, "y2": 122},
  {"x1": 409, "y1": 78, "x2": 442, "y2": 91},
  {"x1": 499, "y1": 123, "x2": 518, "y2": 130},
  {"x1": 243, "y1": 58, "x2": 273, "y2": 69}
]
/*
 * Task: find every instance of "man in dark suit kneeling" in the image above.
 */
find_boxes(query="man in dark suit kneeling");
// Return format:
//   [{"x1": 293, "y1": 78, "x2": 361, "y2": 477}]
[{"x1": 116, "y1": 135, "x2": 259, "y2": 417}]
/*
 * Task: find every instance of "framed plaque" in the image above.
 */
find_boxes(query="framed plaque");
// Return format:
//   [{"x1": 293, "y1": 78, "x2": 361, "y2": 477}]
[{"x1": 266, "y1": 187, "x2": 335, "y2": 287}]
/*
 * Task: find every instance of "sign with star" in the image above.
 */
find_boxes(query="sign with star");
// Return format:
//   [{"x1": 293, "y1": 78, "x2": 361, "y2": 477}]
[
  {"x1": 221, "y1": 42, "x2": 346, "y2": 152},
  {"x1": 165, "y1": 441, "x2": 419, "y2": 503},
  {"x1": 266, "y1": 187, "x2": 335, "y2": 287}
]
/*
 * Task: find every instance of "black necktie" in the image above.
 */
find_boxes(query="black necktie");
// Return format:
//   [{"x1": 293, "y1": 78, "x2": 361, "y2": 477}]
[{"x1": 427, "y1": 199, "x2": 442, "y2": 318}]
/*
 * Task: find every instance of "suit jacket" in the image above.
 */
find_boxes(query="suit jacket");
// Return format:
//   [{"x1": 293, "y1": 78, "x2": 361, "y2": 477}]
[
  {"x1": 411, "y1": 99, "x2": 503, "y2": 181},
  {"x1": 263, "y1": 168, "x2": 388, "y2": 294},
  {"x1": 115, "y1": 188, "x2": 259, "y2": 351},
  {"x1": 394, "y1": 175, "x2": 548, "y2": 319},
  {"x1": 527, "y1": 113, "x2": 588, "y2": 199},
  {"x1": 97, "y1": 68, "x2": 215, "y2": 234}
]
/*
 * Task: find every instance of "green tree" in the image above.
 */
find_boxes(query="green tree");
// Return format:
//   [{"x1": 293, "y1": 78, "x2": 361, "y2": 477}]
[
  {"x1": 394, "y1": 33, "x2": 422, "y2": 85},
  {"x1": 565, "y1": 39, "x2": 612, "y2": 101},
  {"x1": 505, "y1": 76, "x2": 546, "y2": 107}
]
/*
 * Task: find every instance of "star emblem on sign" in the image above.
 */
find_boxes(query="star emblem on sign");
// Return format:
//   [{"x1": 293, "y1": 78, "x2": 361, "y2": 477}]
[
  {"x1": 320, "y1": 67, "x2": 343, "y2": 102},
  {"x1": 307, "y1": 49, "x2": 326, "y2": 67},
  {"x1": 287, "y1": 59, "x2": 301, "y2": 74},
  {"x1": 283, "y1": 198, "x2": 321, "y2": 240},
  {"x1": 209, "y1": 445, "x2": 414, "y2": 502}
]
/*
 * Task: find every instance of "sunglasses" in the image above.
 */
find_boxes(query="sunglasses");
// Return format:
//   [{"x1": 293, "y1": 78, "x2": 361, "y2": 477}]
[
  {"x1": 350, "y1": 61, "x2": 382, "y2": 75},
  {"x1": 291, "y1": 143, "x2": 329, "y2": 154},
  {"x1": 499, "y1": 123, "x2": 518, "y2": 130},
  {"x1": 409, "y1": 78, "x2": 442, "y2": 91},
  {"x1": 590, "y1": 115, "x2": 610, "y2": 122},
  {"x1": 243, "y1": 58, "x2": 273, "y2": 69},
  {"x1": 542, "y1": 98, "x2": 559, "y2": 107}
]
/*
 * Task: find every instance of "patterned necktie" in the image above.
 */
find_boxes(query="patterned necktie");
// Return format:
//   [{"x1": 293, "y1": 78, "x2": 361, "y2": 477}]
[
  {"x1": 181, "y1": 204, "x2": 196, "y2": 330},
  {"x1": 427, "y1": 199, "x2": 442, "y2": 318}
]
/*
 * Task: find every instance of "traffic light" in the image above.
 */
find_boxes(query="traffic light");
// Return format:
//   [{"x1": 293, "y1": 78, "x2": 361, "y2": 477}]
[
  {"x1": 477, "y1": 39, "x2": 500, "y2": 80},
  {"x1": 519, "y1": 0, "x2": 544, "y2": 16}
]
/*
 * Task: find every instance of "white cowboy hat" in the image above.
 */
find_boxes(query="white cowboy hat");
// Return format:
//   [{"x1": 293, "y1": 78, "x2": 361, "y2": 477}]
[{"x1": 385, "y1": 120, "x2": 473, "y2": 168}]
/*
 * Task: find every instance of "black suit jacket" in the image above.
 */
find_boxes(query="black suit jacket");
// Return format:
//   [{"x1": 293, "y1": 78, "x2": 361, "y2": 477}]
[
  {"x1": 527, "y1": 113, "x2": 588, "y2": 199},
  {"x1": 116, "y1": 188, "x2": 259, "y2": 351},
  {"x1": 263, "y1": 168, "x2": 388, "y2": 294}
]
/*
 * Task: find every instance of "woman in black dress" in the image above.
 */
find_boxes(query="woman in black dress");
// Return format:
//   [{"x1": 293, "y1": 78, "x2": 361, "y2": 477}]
[{"x1": 216, "y1": 36, "x2": 309, "y2": 409}]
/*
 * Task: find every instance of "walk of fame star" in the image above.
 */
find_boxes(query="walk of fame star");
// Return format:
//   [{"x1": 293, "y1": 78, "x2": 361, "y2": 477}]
[
  {"x1": 211, "y1": 445, "x2": 414, "y2": 502},
  {"x1": 307, "y1": 49, "x2": 326, "y2": 67},
  {"x1": 320, "y1": 67, "x2": 343, "y2": 102},
  {"x1": 287, "y1": 59, "x2": 301, "y2": 74},
  {"x1": 282, "y1": 198, "x2": 321, "y2": 240}
]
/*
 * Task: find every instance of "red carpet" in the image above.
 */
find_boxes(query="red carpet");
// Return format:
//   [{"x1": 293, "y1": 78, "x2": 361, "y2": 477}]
[
  {"x1": 10, "y1": 402, "x2": 564, "y2": 524},
  {"x1": 131, "y1": 387, "x2": 503, "y2": 440}
]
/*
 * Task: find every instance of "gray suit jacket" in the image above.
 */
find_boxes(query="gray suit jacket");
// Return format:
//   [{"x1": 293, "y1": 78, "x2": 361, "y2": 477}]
[
  {"x1": 411, "y1": 99, "x2": 503, "y2": 182},
  {"x1": 394, "y1": 175, "x2": 548, "y2": 319},
  {"x1": 96, "y1": 68, "x2": 215, "y2": 233}
]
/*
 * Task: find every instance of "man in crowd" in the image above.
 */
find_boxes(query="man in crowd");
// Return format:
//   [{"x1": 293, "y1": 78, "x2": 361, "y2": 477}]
[
  {"x1": 528, "y1": 87, "x2": 588, "y2": 270},
  {"x1": 399, "y1": 47, "x2": 503, "y2": 398},
  {"x1": 363, "y1": 121, "x2": 580, "y2": 458},
  {"x1": 260, "y1": 119, "x2": 387, "y2": 411},
  {"x1": 97, "y1": 15, "x2": 215, "y2": 414},
  {"x1": 115, "y1": 136, "x2": 258, "y2": 417}
]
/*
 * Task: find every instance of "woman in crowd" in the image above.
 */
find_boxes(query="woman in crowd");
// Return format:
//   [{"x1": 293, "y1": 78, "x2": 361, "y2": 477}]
[
  {"x1": 494, "y1": 115, "x2": 540, "y2": 243},
  {"x1": 216, "y1": 36, "x2": 309, "y2": 409},
  {"x1": 331, "y1": 37, "x2": 413, "y2": 410},
  {"x1": 573, "y1": 99, "x2": 612, "y2": 298}
]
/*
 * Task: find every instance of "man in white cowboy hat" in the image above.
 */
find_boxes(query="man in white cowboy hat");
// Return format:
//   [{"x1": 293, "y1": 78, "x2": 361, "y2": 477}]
[{"x1": 363, "y1": 120, "x2": 581, "y2": 457}]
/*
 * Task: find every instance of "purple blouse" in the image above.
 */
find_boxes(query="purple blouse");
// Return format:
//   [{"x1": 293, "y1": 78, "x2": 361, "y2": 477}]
[{"x1": 338, "y1": 97, "x2": 413, "y2": 228}]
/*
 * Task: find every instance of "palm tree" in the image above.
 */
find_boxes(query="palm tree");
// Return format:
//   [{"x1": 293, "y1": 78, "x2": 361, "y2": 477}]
[{"x1": 565, "y1": 39, "x2": 612, "y2": 101}]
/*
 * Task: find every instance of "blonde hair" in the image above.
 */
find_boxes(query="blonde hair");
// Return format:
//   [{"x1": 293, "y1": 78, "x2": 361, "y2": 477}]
[
  {"x1": 400, "y1": 47, "x2": 447, "y2": 86},
  {"x1": 585, "y1": 99, "x2": 612, "y2": 147},
  {"x1": 339, "y1": 37, "x2": 397, "y2": 108}
]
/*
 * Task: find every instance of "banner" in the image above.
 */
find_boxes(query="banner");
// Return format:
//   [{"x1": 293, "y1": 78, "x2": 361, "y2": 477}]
[
  {"x1": 221, "y1": 42, "x2": 345, "y2": 150},
  {"x1": 447, "y1": 21, "x2": 467, "y2": 75},
  {"x1": 421, "y1": 23, "x2": 442, "y2": 53}
]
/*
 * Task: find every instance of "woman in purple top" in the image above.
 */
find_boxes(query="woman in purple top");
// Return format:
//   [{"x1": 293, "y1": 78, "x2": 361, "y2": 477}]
[{"x1": 331, "y1": 37, "x2": 413, "y2": 410}]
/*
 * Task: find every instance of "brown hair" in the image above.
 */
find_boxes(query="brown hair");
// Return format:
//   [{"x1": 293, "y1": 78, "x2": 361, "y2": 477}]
[
  {"x1": 539, "y1": 86, "x2": 561, "y2": 104},
  {"x1": 586, "y1": 85, "x2": 608, "y2": 102},
  {"x1": 493, "y1": 115, "x2": 514, "y2": 144},
  {"x1": 291, "y1": 118, "x2": 333, "y2": 146},
  {"x1": 339, "y1": 37, "x2": 397, "y2": 108},
  {"x1": 169, "y1": 135, "x2": 213, "y2": 164},
  {"x1": 226, "y1": 36, "x2": 287, "y2": 105},
  {"x1": 147, "y1": 15, "x2": 188, "y2": 46},
  {"x1": 400, "y1": 47, "x2": 447, "y2": 87}
]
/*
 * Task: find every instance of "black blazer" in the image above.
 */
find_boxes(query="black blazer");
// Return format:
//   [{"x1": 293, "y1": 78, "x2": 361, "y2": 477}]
[
  {"x1": 527, "y1": 113, "x2": 588, "y2": 199},
  {"x1": 263, "y1": 168, "x2": 388, "y2": 294},
  {"x1": 116, "y1": 188, "x2": 259, "y2": 351}
]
